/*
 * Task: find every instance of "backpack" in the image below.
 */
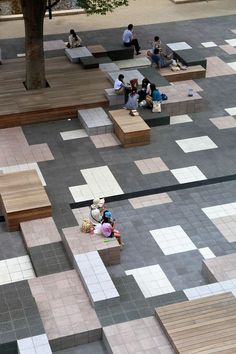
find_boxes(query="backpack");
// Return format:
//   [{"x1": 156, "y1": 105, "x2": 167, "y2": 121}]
[{"x1": 161, "y1": 93, "x2": 168, "y2": 101}]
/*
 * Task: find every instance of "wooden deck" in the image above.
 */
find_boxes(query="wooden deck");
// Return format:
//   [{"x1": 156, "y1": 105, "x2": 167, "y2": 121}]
[
  {"x1": 155, "y1": 292, "x2": 236, "y2": 354},
  {"x1": 0, "y1": 57, "x2": 111, "y2": 128}
]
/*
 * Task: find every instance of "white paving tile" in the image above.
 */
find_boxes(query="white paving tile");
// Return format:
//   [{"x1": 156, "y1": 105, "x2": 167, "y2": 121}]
[
  {"x1": 225, "y1": 38, "x2": 236, "y2": 47},
  {"x1": 170, "y1": 166, "x2": 207, "y2": 184},
  {"x1": 126, "y1": 264, "x2": 175, "y2": 298},
  {"x1": 60, "y1": 129, "x2": 88, "y2": 140},
  {"x1": 202, "y1": 202, "x2": 236, "y2": 220},
  {"x1": 201, "y1": 41, "x2": 217, "y2": 48},
  {"x1": 1, "y1": 162, "x2": 46, "y2": 186},
  {"x1": 0, "y1": 255, "x2": 35, "y2": 286},
  {"x1": 198, "y1": 247, "x2": 216, "y2": 259},
  {"x1": 176, "y1": 136, "x2": 218, "y2": 153},
  {"x1": 69, "y1": 166, "x2": 123, "y2": 202},
  {"x1": 225, "y1": 107, "x2": 236, "y2": 116},
  {"x1": 184, "y1": 279, "x2": 236, "y2": 300},
  {"x1": 150, "y1": 225, "x2": 197, "y2": 255},
  {"x1": 17, "y1": 334, "x2": 52, "y2": 354},
  {"x1": 227, "y1": 62, "x2": 236, "y2": 71},
  {"x1": 166, "y1": 42, "x2": 192, "y2": 51},
  {"x1": 170, "y1": 114, "x2": 193, "y2": 125}
]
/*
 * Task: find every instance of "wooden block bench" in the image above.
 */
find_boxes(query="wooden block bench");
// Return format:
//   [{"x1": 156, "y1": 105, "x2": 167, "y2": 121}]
[
  {"x1": 104, "y1": 88, "x2": 125, "y2": 106},
  {"x1": 86, "y1": 45, "x2": 107, "y2": 58},
  {"x1": 160, "y1": 65, "x2": 206, "y2": 82},
  {"x1": 0, "y1": 186, "x2": 52, "y2": 231},
  {"x1": 173, "y1": 49, "x2": 207, "y2": 69},
  {"x1": 108, "y1": 109, "x2": 151, "y2": 148},
  {"x1": 156, "y1": 292, "x2": 236, "y2": 354},
  {"x1": 202, "y1": 253, "x2": 236, "y2": 283},
  {"x1": 0, "y1": 170, "x2": 51, "y2": 231},
  {"x1": 65, "y1": 47, "x2": 93, "y2": 63},
  {"x1": 62, "y1": 225, "x2": 120, "y2": 266},
  {"x1": 104, "y1": 44, "x2": 134, "y2": 61},
  {"x1": 138, "y1": 107, "x2": 170, "y2": 127}
]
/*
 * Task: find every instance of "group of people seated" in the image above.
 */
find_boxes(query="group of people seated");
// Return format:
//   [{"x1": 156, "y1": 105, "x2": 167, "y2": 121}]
[
  {"x1": 89, "y1": 198, "x2": 124, "y2": 248},
  {"x1": 114, "y1": 74, "x2": 165, "y2": 111}
]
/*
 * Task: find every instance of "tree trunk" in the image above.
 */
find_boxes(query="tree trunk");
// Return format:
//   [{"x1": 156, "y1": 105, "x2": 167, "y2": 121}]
[{"x1": 20, "y1": 0, "x2": 47, "y2": 90}]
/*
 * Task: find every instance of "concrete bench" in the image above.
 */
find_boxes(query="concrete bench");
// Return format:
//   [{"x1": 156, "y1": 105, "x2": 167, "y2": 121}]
[
  {"x1": 65, "y1": 47, "x2": 93, "y2": 63},
  {"x1": 138, "y1": 107, "x2": 170, "y2": 127},
  {"x1": 202, "y1": 253, "x2": 236, "y2": 283},
  {"x1": 78, "y1": 107, "x2": 113, "y2": 135},
  {"x1": 107, "y1": 69, "x2": 144, "y2": 85},
  {"x1": 105, "y1": 88, "x2": 125, "y2": 106},
  {"x1": 62, "y1": 225, "x2": 120, "y2": 266},
  {"x1": 80, "y1": 56, "x2": 99, "y2": 69},
  {"x1": 108, "y1": 109, "x2": 151, "y2": 148},
  {"x1": 104, "y1": 44, "x2": 134, "y2": 61},
  {"x1": 74, "y1": 251, "x2": 120, "y2": 307},
  {"x1": 138, "y1": 66, "x2": 170, "y2": 87},
  {"x1": 173, "y1": 49, "x2": 207, "y2": 69},
  {"x1": 160, "y1": 65, "x2": 206, "y2": 82},
  {"x1": 86, "y1": 45, "x2": 107, "y2": 58}
]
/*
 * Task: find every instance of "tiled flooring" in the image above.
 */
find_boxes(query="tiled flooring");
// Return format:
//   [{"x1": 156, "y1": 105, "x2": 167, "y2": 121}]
[
  {"x1": 198, "y1": 247, "x2": 215, "y2": 259},
  {"x1": 210, "y1": 116, "x2": 236, "y2": 129},
  {"x1": 1, "y1": 162, "x2": 46, "y2": 185},
  {"x1": 166, "y1": 42, "x2": 192, "y2": 50},
  {"x1": 128, "y1": 193, "x2": 172, "y2": 209},
  {"x1": 228, "y1": 61, "x2": 236, "y2": 71},
  {"x1": 60, "y1": 129, "x2": 88, "y2": 141},
  {"x1": 184, "y1": 278, "x2": 236, "y2": 300},
  {"x1": 225, "y1": 107, "x2": 236, "y2": 116},
  {"x1": 206, "y1": 56, "x2": 236, "y2": 77},
  {"x1": 170, "y1": 165, "x2": 207, "y2": 184},
  {"x1": 126, "y1": 264, "x2": 175, "y2": 298},
  {"x1": 202, "y1": 202, "x2": 236, "y2": 219},
  {"x1": 225, "y1": 38, "x2": 236, "y2": 46},
  {"x1": 69, "y1": 166, "x2": 124, "y2": 202},
  {"x1": 201, "y1": 41, "x2": 217, "y2": 48},
  {"x1": 219, "y1": 44, "x2": 236, "y2": 54},
  {"x1": 90, "y1": 133, "x2": 120, "y2": 148},
  {"x1": 176, "y1": 135, "x2": 218, "y2": 153},
  {"x1": 170, "y1": 114, "x2": 193, "y2": 125},
  {"x1": 0, "y1": 255, "x2": 35, "y2": 285},
  {"x1": 134, "y1": 157, "x2": 169, "y2": 175},
  {"x1": 150, "y1": 225, "x2": 197, "y2": 255}
]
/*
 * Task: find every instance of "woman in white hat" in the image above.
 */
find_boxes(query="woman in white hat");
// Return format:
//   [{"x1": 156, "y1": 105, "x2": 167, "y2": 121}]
[{"x1": 90, "y1": 198, "x2": 105, "y2": 223}]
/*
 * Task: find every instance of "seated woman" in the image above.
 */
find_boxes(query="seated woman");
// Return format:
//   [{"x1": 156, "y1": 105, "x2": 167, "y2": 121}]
[
  {"x1": 138, "y1": 77, "x2": 151, "y2": 103},
  {"x1": 114, "y1": 74, "x2": 130, "y2": 103},
  {"x1": 152, "y1": 36, "x2": 162, "y2": 52},
  {"x1": 146, "y1": 83, "x2": 162, "y2": 108},
  {"x1": 101, "y1": 211, "x2": 124, "y2": 247},
  {"x1": 125, "y1": 87, "x2": 139, "y2": 111},
  {"x1": 68, "y1": 29, "x2": 82, "y2": 48}
]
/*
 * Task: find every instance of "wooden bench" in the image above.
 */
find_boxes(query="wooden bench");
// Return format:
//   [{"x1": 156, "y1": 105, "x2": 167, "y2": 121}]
[
  {"x1": 0, "y1": 170, "x2": 51, "y2": 231},
  {"x1": 160, "y1": 65, "x2": 206, "y2": 82},
  {"x1": 108, "y1": 109, "x2": 151, "y2": 148},
  {"x1": 156, "y1": 292, "x2": 236, "y2": 354}
]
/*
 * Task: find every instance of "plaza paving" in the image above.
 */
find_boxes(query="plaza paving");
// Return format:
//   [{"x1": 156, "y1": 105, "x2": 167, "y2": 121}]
[{"x1": 1, "y1": 3, "x2": 236, "y2": 354}]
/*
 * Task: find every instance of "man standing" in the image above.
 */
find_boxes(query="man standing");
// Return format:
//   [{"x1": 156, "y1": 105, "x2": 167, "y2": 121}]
[{"x1": 122, "y1": 24, "x2": 141, "y2": 55}]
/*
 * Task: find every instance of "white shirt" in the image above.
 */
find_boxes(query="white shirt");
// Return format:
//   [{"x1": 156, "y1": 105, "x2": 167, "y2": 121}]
[
  {"x1": 114, "y1": 79, "x2": 124, "y2": 90},
  {"x1": 122, "y1": 29, "x2": 133, "y2": 43}
]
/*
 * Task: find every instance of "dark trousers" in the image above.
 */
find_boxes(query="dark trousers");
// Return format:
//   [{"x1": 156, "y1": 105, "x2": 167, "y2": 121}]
[{"x1": 124, "y1": 39, "x2": 140, "y2": 54}]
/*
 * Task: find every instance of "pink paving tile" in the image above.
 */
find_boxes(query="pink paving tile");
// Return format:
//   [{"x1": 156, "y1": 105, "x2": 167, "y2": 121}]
[
  {"x1": 129, "y1": 193, "x2": 172, "y2": 209},
  {"x1": 135, "y1": 157, "x2": 169, "y2": 175},
  {"x1": 28, "y1": 270, "x2": 101, "y2": 351},
  {"x1": 90, "y1": 133, "x2": 120, "y2": 148},
  {"x1": 20, "y1": 217, "x2": 61, "y2": 248},
  {"x1": 30, "y1": 143, "x2": 54, "y2": 162},
  {"x1": 210, "y1": 116, "x2": 236, "y2": 129},
  {"x1": 219, "y1": 45, "x2": 236, "y2": 55},
  {"x1": 206, "y1": 56, "x2": 236, "y2": 78}
]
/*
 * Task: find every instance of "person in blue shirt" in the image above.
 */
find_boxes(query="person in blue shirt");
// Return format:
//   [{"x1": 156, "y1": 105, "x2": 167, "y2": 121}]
[
  {"x1": 148, "y1": 48, "x2": 173, "y2": 69},
  {"x1": 122, "y1": 24, "x2": 141, "y2": 55},
  {"x1": 146, "y1": 83, "x2": 162, "y2": 108}
]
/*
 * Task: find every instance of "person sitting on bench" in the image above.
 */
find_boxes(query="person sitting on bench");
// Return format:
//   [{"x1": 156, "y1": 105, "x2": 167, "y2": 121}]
[
  {"x1": 122, "y1": 24, "x2": 141, "y2": 55},
  {"x1": 101, "y1": 211, "x2": 124, "y2": 248},
  {"x1": 68, "y1": 29, "x2": 82, "y2": 48},
  {"x1": 147, "y1": 48, "x2": 173, "y2": 69},
  {"x1": 114, "y1": 74, "x2": 131, "y2": 103}
]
